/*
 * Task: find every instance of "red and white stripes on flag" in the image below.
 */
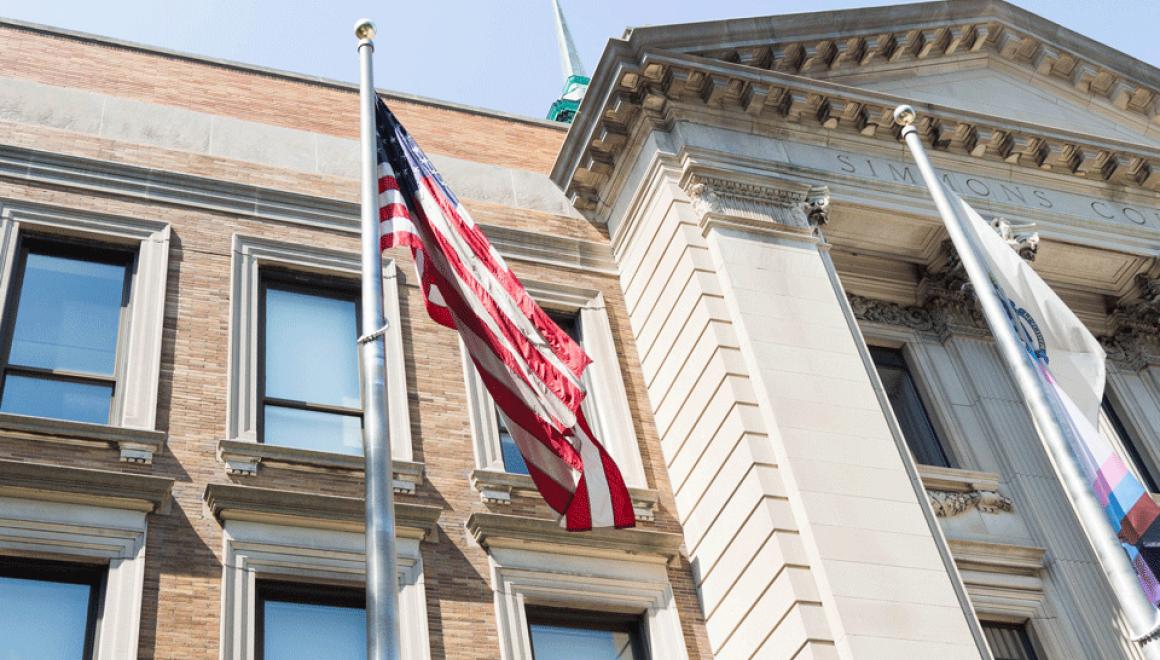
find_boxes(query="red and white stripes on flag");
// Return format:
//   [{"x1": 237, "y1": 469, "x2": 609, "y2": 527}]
[{"x1": 375, "y1": 99, "x2": 635, "y2": 530}]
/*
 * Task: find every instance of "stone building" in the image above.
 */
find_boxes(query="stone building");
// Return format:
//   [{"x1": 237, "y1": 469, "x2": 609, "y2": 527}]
[{"x1": 0, "y1": 0, "x2": 1157, "y2": 658}]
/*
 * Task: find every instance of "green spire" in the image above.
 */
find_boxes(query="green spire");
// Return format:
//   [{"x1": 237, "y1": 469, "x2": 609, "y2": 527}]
[{"x1": 547, "y1": 0, "x2": 589, "y2": 123}]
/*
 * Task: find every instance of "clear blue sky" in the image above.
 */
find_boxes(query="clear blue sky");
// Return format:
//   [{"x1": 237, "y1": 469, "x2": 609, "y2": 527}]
[{"x1": 0, "y1": 1, "x2": 1155, "y2": 120}]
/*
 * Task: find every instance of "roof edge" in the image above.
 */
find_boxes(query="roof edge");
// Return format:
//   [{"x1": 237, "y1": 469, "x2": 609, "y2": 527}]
[{"x1": 0, "y1": 16, "x2": 566, "y2": 131}]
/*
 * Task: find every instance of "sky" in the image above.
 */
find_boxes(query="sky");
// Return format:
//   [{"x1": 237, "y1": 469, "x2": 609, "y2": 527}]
[{"x1": 0, "y1": 0, "x2": 1156, "y2": 121}]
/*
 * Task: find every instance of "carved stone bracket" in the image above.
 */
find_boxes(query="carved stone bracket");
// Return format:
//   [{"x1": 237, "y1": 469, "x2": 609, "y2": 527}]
[
  {"x1": 1103, "y1": 267, "x2": 1160, "y2": 369},
  {"x1": 848, "y1": 294, "x2": 935, "y2": 332},
  {"x1": 685, "y1": 174, "x2": 830, "y2": 230},
  {"x1": 928, "y1": 489, "x2": 1015, "y2": 517},
  {"x1": 990, "y1": 217, "x2": 1040, "y2": 261}
]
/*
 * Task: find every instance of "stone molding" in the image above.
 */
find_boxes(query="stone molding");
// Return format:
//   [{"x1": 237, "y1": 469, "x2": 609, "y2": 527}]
[
  {"x1": 1102, "y1": 267, "x2": 1160, "y2": 368},
  {"x1": 468, "y1": 469, "x2": 658, "y2": 522},
  {"x1": 204, "y1": 483, "x2": 441, "y2": 541},
  {"x1": 0, "y1": 458, "x2": 173, "y2": 514},
  {"x1": 848, "y1": 294, "x2": 936, "y2": 332},
  {"x1": 465, "y1": 512, "x2": 683, "y2": 562},
  {"x1": 0, "y1": 413, "x2": 166, "y2": 465},
  {"x1": 555, "y1": 6, "x2": 1160, "y2": 214},
  {"x1": 216, "y1": 439, "x2": 424, "y2": 495},
  {"x1": 918, "y1": 465, "x2": 1014, "y2": 518},
  {"x1": 681, "y1": 172, "x2": 831, "y2": 238}
]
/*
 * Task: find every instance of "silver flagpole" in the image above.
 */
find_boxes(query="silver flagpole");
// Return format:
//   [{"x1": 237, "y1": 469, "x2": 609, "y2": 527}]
[
  {"x1": 895, "y1": 105, "x2": 1160, "y2": 654},
  {"x1": 355, "y1": 19, "x2": 401, "y2": 660}
]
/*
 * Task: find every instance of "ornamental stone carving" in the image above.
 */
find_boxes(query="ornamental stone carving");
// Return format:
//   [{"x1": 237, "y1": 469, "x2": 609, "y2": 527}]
[
  {"x1": 990, "y1": 217, "x2": 1040, "y2": 261},
  {"x1": 847, "y1": 295, "x2": 935, "y2": 332},
  {"x1": 684, "y1": 175, "x2": 830, "y2": 229},
  {"x1": 928, "y1": 489, "x2": 1014, "y2": 517}
]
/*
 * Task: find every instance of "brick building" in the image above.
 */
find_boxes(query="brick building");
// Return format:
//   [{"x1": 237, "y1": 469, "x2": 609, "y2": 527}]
[{"x1": 1, "y1": 0, "x2": 1160, "y2": 658}]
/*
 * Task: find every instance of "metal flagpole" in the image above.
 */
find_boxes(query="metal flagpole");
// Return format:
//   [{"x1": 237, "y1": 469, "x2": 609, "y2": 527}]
[
  {"x1": 894, "y1": 104, "x2": 1160, "y2": 654},
  {"x1": 355, "y1": 19, "x2": 401, "y2": 660}
]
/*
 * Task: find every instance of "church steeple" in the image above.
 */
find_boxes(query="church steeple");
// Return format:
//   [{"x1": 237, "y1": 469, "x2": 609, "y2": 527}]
[{"x1": 547, "y1": 0, "x2": 589, "y2": 124}]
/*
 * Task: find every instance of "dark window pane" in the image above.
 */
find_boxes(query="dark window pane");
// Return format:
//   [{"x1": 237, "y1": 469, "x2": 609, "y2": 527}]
[
  {"x1": 260, "y1": 587, "x2": 365, "y2": 660},
  {"x1": 497, "y1": 410, "x2": 529, "y2": 475},
  {"x1": 1, "y1": 374, "x2": 113, "y2": 424},
  {"x1": 871, "y1": 346, "x2": 951, "y2": 468},
  {"x1": 0, "y1": 560, "x2": 99, "y2": 660},
  {"x1": 547, "y1": 311, "x2": 581, "y2": 343},
  {"x1": 982, "y1": 622, "x2": 1039, "y2": 660},
  {"x1": 264, "y1": 405, "x2": 363, "y2": 455},
  {"x1": 9, "y1": 252, "x2": 127, "y2": 376},
  {"x1": 264, "y1": 287, "x2": 360, "y2": 409},
  {"x1": 1101, "y1": 397, "x2": 1159, "y2": 492}
]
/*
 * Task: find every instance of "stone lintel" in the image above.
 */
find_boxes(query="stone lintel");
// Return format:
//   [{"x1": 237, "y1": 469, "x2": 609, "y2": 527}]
[
  {"x1": 203, "y1": 483, "x2": 442, "y2": 542},
  {"x1": 0, "y1": 412, "x2": 166, "y2": 464},
  {"x1": 465, "y1": 512, "x2": 682, "y2": 563},
  {"x1": 0, "y1": 458, "x2": 173, "y2": 514}
]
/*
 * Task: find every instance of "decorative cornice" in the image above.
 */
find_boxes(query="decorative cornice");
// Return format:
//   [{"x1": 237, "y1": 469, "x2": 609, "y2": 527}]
[
  {"x1": 557, "y1": 37, "x2": 1160, "y2": 216},
  {"x1": 465, "y1": 512, "x2": 683, "y2": 562},
  {"x1": 0, "y1": 412, "x2": 166, "y2": 464},
  {"x1": 848, "y1": 294, "x2": 935, "y2": 332},
  {"x1": 204, "y1": 483, "x2": 442, "y2": 541},
  {"x1": 682, "y1": 173, "x2": 831, "y2": 234},
  {"x1": 918, "y1": 465, "x2": 1014, "y2": 518},
  {"x1": 0, "y1": 459, "x2": 173, "y2": 514},
  {"x1": 928, "y1": 489, "x2": 1014, "y2": 517}
]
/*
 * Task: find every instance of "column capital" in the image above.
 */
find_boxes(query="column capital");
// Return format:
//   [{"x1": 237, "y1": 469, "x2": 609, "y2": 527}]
[{"x1": 682, "y1": 171, "x2": 829, "y2": 234}]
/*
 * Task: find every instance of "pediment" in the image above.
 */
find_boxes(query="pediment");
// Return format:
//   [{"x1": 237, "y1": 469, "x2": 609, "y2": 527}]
[
  {"x1": 828, "y1": 59, "x2": 1160, "y2": 148},
  {"x1": 660, "y1": 1, "x2": 1160, "y2": 144}
]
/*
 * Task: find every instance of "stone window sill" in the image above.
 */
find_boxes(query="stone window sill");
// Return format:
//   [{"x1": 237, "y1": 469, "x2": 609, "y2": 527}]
[
  {"x1": 470, "y1": 468, "x2": 659, "y2": 522},
  {"x1": 917, "y1": 464, "x2": 1014, "y2": 517},
  {"x1": 217, "y1": 439, "x2": 423, "y2": 494},
  {"x1": 0, "y1": 412, "x2": 165, "y2": 464},
  {"x1": 466, "y1": 512, "x2": 683, "y2": 562}
]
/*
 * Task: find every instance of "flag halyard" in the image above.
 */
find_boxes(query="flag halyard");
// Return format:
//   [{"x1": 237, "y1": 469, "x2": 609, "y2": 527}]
[{"x1": 375, "y1": 99, "x2": 635, "y2": 530}]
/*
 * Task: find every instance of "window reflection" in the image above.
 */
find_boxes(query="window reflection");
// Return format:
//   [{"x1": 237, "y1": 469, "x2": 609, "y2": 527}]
[
  {"x1": 527, "y1": 608, "x2": 647, "y2": 660},
  {"x1": 257, "y1": 582, "x2": 365, "y2": 660},
  {"x1": 0, "y1": 243, "x2": 130, "y2": 424},
  {"x1": 0, "y1": 558, "x2": 101, "y2": 660},
  {"x1": 260, "y1": 279, "x2": 363, "y2": 455}
]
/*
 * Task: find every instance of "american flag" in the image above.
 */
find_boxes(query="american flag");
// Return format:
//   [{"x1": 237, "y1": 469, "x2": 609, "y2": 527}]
[{"x1": 375, "y1": 99, "x2": 635, "y2": 530}]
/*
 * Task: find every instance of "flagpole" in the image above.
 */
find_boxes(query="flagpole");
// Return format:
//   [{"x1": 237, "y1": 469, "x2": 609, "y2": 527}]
[
  {"x1": 355, "y1": 19, "x2": 401, "y2": 660},
  {"x1": 894, "y1": 105, "x2": 1160, "y2": 653}
]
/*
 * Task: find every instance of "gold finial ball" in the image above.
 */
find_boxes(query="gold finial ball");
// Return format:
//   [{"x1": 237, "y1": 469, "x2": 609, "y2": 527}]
[
  {"x1": 354, "y1": 19, "x2": 376, "y2": 41},
  {"x1": 893, "y1": 104, "x2": 917, "y2": 127}
]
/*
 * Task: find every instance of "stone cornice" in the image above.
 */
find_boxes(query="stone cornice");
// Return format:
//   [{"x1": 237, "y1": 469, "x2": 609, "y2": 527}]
[
  {"x1": 0, "y1": 459, "x2": 173, "y2": 514},
  {"x1": 203, "y1": 483, "x2": 442, "y2": 541},
  {"x1": 554, "y1": 2, "x2": 1160, "y2": 219},
  {"x1": 465, "y1": 512, "x2": 683, "y2": 563},
  {"x1": 0, "y1": 144, "x2": 615, "y2": 275}
]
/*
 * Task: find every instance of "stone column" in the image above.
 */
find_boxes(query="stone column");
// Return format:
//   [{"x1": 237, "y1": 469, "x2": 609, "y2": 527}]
[{"x1": 612, "y1": 166, "x2": 983, "y2": 659}]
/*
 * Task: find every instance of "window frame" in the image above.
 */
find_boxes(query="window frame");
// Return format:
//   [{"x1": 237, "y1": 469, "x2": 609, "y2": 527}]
[
  {"x1": 256, "y1": 270, "x2": 363, "y2": 453},
  {"x1": 0, "y1": 555, "x2": 106, "y2": 660},
  {"x1": 869, "y1": 344, "x2": 956, "y2": 468},
  {"x1": 1100, "y1": 393, "x2": 1160, "y2": 493},
  {"x1": 980, "y1": 620, "x2": 1041, "y2": 660},
  {"x1": 0, "y1": 202, "x2": 171, "y2": 461},
  {"x1": 0, "y1": 235, "x2": 136, "y2": 426},
  {"x1": 526, "y1": 606, "x2": 649, "y2": 660},
  {"x1": 223, "y1": 235, "x2": 414, "y2": 478},
  {"x1": 254, "y1": 580, "x2": 365, "y2": 660}
]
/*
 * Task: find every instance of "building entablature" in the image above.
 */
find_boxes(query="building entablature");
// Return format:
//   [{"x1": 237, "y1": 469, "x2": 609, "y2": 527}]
[{"x1": 553, "y1": 1, "x2": 1160, "y2": 242}]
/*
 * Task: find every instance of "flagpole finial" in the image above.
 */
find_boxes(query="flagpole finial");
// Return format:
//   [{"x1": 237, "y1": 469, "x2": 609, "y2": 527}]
[
  {"x1": 354, "y1": 19, "x2": 376, "y2": 43},
  {"x1": 893, "y1": 104, "x2": 917, "y2": 127}
]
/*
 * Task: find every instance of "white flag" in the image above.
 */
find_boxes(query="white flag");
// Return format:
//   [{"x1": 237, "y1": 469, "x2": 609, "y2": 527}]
[{"x1": 947, "y1": 187, "x2": 1160, "y2": 603}]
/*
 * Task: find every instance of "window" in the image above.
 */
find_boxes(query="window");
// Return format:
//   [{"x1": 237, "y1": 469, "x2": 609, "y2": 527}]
[
  {"x1": 527, "y1": 608, "x2": 648, "y2": 660},
  {"x1": 257, "y1": 581, "x2": 365, "y2": 660},
  {"x1": 463, "y1": 282, "x2": 647, "y2": 490},
  {"x1": 223, "y1": 235, "x2": 414, "y2": 475},
  {"x1": 495, "y1": 311, "x2": 580, "y2": 476},
  {"x1": 981, "y1": 622, "x2": 1040, "y2": 660},
  {"x1": 1100, "y1": 396, "x2": 1159, "y2": 492},
  {"x1": 0, "y1": 557, "x2": 104, "y2": 660},
  {"x1": 259, "y1": 274, "x2": 362, "y2": 456},
  {"x1": 870, "y1": 346, "x2": 953, "y2": 468},
  {"x1": 0, "y1": 239, "x2": 132, "y2": 424}
]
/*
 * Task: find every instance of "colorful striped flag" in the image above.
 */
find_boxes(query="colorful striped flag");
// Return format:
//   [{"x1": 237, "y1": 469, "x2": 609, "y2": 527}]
[
  {"x1": 374, "y1": 99, "x2": 635, "y2": 531},
  {"x1": 949, "y1": 188, "x2": 1160, "y2": 603}
]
